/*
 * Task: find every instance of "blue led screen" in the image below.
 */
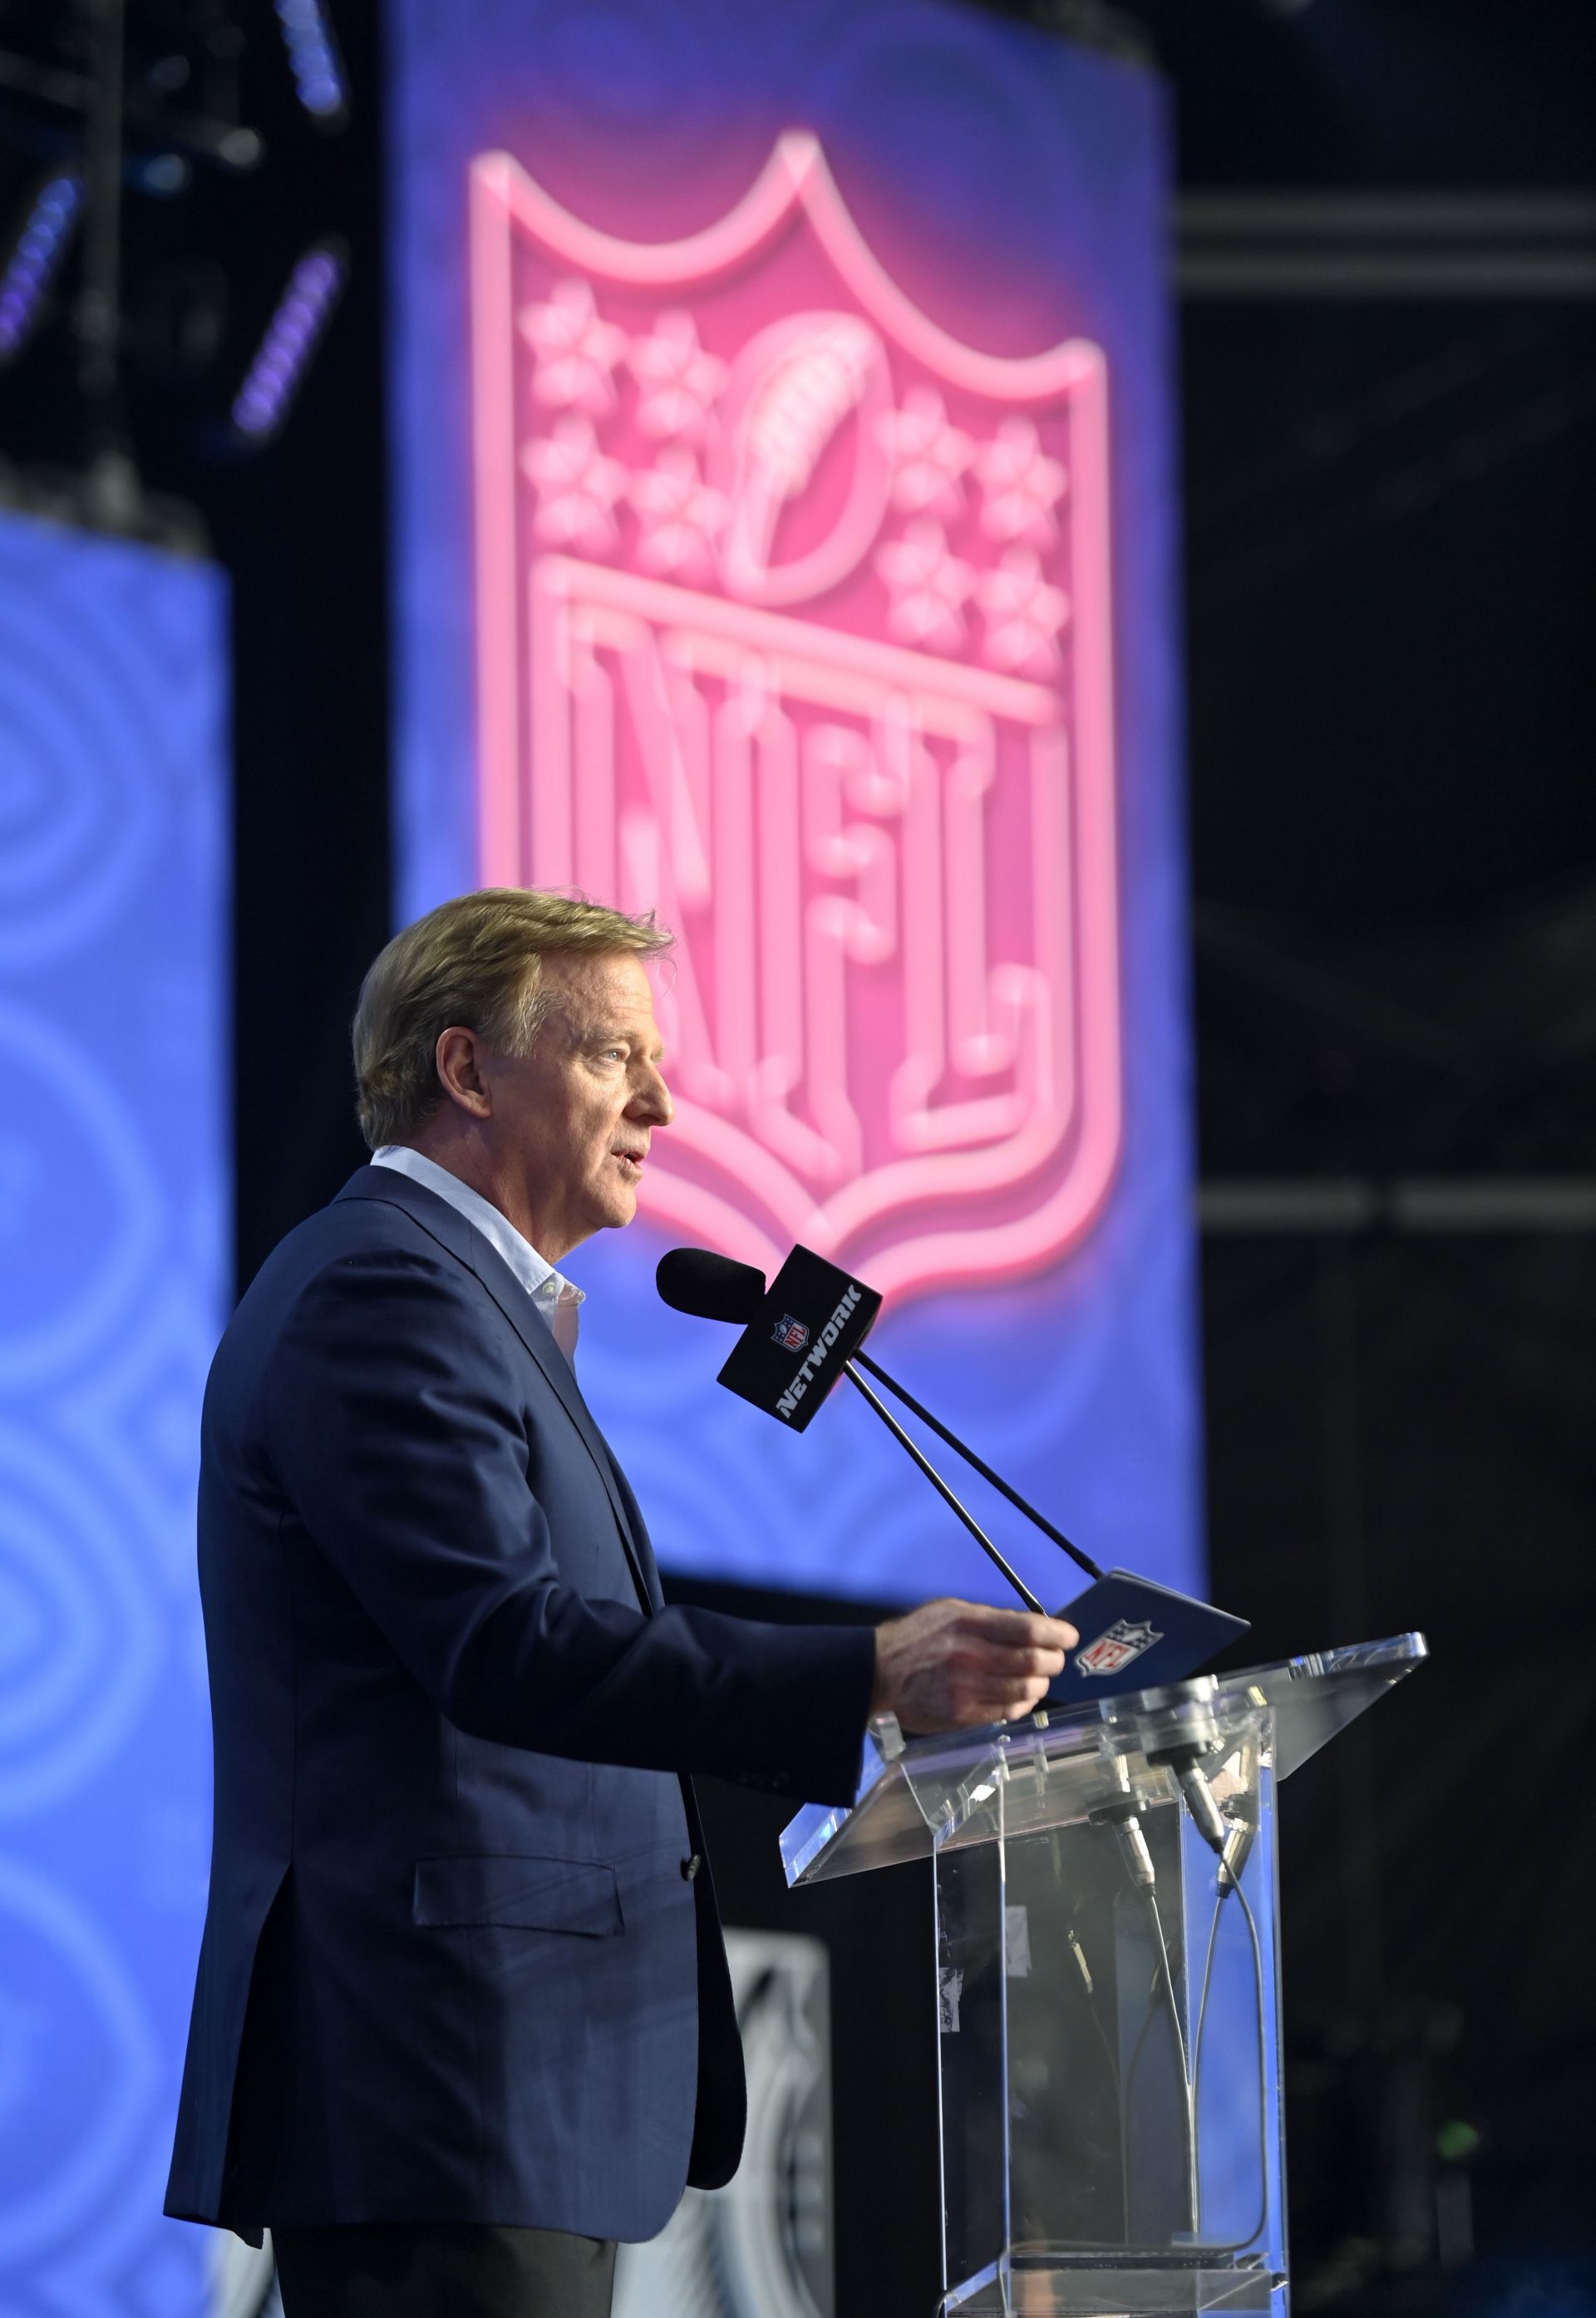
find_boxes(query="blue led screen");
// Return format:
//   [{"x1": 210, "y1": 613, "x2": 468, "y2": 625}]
[
  {"x1": 0, "y1": 514, "x2": 229, "y2": 2316},
  {"x1": 387, "y1": 0, "x2": 1204, "y2": 1607}
]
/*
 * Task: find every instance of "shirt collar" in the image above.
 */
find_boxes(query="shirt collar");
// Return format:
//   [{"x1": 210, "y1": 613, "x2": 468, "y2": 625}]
[{"x1": 369, "y1": 1147, "x2": 584, "y2": 1356}]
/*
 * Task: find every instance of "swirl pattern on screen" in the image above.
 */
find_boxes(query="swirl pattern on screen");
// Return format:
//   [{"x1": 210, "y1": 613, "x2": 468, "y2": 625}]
[{"x1": 0, "y1": 513, "x2": 227, "y2": 2315}]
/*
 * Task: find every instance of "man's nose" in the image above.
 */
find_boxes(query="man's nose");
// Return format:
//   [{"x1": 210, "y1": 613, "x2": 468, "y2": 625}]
[{"x1": 630, "y1": 1065, "x2": 673, "y2": 1127}]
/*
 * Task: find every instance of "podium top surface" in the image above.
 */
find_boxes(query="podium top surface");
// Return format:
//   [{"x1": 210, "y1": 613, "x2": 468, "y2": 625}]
[{"x1": 781, "y1": 1631, "x2": 1427, "y2": 1888}]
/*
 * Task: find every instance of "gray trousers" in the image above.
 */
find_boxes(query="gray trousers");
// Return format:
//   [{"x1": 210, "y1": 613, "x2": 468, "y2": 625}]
[{"x1": 273, "y1": 2225, "x2": 616, "y2": 2318}]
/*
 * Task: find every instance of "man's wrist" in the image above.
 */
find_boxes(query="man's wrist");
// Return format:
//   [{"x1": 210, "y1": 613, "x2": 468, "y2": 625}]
[{"x1": 869, "y1": 1614, "x2": 897, "y2": 1716}]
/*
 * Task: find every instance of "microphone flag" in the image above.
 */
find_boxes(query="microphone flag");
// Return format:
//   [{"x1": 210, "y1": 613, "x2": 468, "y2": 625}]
[{"x1": 716, "y1": 1245, "x2": 884, "y2": 1433}]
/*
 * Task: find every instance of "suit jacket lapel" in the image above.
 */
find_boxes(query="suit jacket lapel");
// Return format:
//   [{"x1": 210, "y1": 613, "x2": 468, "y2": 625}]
[
  {"x1": 337, "y1": 1171, "x2": 658, "y2": 1616},
  {"x1": 461, "y1": 1241, "x2": 663, "y2": 1619},
  {"x1": 585, "y1": 1428, "x2": 666, "y2": 1613}
]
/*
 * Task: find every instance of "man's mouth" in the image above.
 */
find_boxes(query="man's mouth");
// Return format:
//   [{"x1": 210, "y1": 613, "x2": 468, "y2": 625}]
[{"x1": 613, "y1": 1149, "x2": 646, "y2": 1176}]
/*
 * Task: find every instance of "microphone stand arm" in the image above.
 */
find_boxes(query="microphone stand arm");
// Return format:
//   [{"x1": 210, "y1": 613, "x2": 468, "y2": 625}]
[
  {"x1": 851, "y1": 1349, "x2": 1104, "y2": 1583},
  {"x1": 845, "y1": 1363, "x2": 1047, "y2": 1615}
]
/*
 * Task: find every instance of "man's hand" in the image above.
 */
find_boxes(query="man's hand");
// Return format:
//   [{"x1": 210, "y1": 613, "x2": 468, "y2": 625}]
[{"x1": 871, "y1": 1599, "x2": 1078, "y2": 1734}]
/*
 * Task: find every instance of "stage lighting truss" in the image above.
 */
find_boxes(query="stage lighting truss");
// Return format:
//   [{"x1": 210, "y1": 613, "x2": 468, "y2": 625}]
[{"x1": 0, "y1": 0, "x2": 352, "y2": 524}]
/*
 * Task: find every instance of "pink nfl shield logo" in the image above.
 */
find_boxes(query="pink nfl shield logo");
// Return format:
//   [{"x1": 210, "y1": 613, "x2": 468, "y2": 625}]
[
  {"x1": 1075, "y1": 1619, "x2": 1161, "y2": 1679},
  {"x1": 470, "y1": 133, "x2": 1122, "y2": 1304}
]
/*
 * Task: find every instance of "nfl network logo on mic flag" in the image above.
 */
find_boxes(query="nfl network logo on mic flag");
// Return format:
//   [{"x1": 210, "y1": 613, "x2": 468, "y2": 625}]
[
  {"x1": 719, "y1": 1247, "x2": 882, "y2": 1431},
  {"x1": 470, "y1": 131, "x2": 1122, "y2": 1307}
]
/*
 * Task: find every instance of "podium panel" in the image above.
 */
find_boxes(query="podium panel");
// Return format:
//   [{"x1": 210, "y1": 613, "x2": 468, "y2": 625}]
[{"x1": 781, "y1": 1637, "x2": 1426, "y2": 2316}]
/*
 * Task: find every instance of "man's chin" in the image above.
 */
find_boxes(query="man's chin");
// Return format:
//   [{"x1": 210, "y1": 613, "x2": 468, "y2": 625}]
[{"x1": 597, "y1": 1181, "x2": 640, "y2": 1229}]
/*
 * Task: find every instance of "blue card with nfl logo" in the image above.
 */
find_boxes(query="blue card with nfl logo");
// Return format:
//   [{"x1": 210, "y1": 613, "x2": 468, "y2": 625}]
[{"x1": 1047, "y1": 1571, "x2": 1249, "y2": 1703}]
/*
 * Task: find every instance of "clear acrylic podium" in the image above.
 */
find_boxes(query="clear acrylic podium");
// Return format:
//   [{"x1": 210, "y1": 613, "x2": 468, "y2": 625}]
[{"x1": 781, "y1": 1635, "x2": 1427, "y2": 2317}]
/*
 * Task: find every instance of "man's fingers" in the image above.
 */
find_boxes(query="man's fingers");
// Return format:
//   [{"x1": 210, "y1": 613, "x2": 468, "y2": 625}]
[
  {"x1": 874, "y1": 1596, "x2": 1084, "y2": 1734},
  {"x1": 948, "y1": 1640, "x2": 1070, "y2": 1680},
  {"x1": 953, "y1": 1604, "x2": 1078, "y2": 1654},
  {"x1": 994, "y1": 1644, "x2": 1069, "y2": 1678}
]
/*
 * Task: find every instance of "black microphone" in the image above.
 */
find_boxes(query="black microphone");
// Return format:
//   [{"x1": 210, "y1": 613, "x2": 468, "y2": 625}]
[
  {"x1": 656, "y1": 1247, "x2": 765, "y2": 1325},
  {"x1": 664, "y1": 1245, "x2": 884, "y2": 1432},
  {"x1": 657, "y1": 1243, "x2": 1062, "y2": 1614},
  {"x1": 657, "y1": 1243, "x2": 1103, "y2": 1584},
  {"x1": 658, "y1": 1245, "x2": 1249, "y2": 1711}
]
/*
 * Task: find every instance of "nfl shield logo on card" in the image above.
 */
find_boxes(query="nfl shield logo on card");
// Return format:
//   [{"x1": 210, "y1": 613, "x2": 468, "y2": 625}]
[
  {"x1": 472, "y1": 131, "x2": 1123, "y2": 1306},
  {"x1": 771, "y1": 1314, "x2": 810, "y2": 1353},
  {"x1": 1076, "y1": 1618, "x2": 1161, "y2": 1679}
]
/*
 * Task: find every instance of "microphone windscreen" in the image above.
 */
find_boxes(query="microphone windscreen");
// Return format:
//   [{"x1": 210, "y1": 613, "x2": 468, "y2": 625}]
[{"x1": 656, "y1": 1247, "x2": 766, "y2": 1324}]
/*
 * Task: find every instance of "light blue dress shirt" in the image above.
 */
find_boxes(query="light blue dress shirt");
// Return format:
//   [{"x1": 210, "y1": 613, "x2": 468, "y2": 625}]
[{"x1": 370, "y1": 1145, "x2": 584, "y2": 1363}]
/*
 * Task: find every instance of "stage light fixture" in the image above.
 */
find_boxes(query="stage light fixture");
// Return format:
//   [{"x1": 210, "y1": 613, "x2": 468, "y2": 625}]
[
  {"x1": 275, "y1": 0, "x2": 349, "y2": 123},
  {"x1": 139, "y1": 154, "x2": 192, "y2": 195},
  {"x1": 231, "y1": 239, "x2": 347, "y2": 441},
  {"x1": 0, "y1": 172, "x2": 84, "y2": 365}
]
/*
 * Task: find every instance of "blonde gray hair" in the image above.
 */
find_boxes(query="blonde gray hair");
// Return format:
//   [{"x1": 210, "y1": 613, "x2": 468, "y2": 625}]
[{"x1": 352, "y1": 887, "x2": 671, "y2": 1149}]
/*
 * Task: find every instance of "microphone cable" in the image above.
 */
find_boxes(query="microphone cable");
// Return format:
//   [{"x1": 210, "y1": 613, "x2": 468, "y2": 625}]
[
  {"x1": 1118, "y1": 1883, "x2": 1200, "y2": 2238},
  {"x1": 1188, "y1": 1848, "x2": 1273, "y2": 2256}
]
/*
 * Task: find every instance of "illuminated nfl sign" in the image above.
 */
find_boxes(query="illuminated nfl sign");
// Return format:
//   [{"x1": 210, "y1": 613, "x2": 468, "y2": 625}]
[{"x1": 471, "y1": 131, "x2": 1122, "y2": 1304}]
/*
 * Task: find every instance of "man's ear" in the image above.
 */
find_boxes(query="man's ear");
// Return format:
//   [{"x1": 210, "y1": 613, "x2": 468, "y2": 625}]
[{"x1": 434, "y1": 1026, "x2": 493, "y2": 1118}]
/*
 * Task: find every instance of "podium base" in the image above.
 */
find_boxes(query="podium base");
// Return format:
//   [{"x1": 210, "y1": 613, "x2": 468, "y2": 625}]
[{"x1": 941, "y1": 2251, "x2": 1287, "y2": 2316}]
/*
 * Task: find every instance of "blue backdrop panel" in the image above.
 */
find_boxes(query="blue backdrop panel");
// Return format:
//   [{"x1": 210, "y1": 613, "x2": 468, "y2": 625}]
[
  {"x1": 0, "y1": 513, "x2": 228, "y2": 2316},
  {"x1": 387, "y1": 0, "x2": 1203, "y2": 1608}
]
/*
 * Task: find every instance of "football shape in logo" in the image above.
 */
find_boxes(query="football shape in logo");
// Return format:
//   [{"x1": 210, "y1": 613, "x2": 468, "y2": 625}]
[{"x1": 716, "y1": 312, "x2": 894, "y2": 604}]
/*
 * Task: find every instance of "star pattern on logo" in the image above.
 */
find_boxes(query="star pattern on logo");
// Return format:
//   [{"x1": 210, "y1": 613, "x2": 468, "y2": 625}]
[
  {"x1": 974, "y1": 417, "x2": 1068, "y2": 545},
  {"x1": 876, "y1": 387, "x2": 973, "y2": 520},
  {"x1": 631, "y1": 448, "x2": 726, "y2": 581},
  {"x1": 975, "y1": 549, "x2": 1071, "y2": 677},
  {"x1": 521, "y1": 417, "x2": 627, "y2": 555},
  {"x1": 628, "y1": 310, "x2": 727, "y2": 443},
  {"x1": 519, "y1": 278, "x2": 628, "y2": 416},
  {"x1": 875, "y1": 520, "x2": 975, "y2": 653}
]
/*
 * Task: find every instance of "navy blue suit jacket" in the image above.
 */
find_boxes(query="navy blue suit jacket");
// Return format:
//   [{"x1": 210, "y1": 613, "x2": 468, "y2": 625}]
[{"x1": 164, "y1": 1168, "x2": 876, "y2": 2242}]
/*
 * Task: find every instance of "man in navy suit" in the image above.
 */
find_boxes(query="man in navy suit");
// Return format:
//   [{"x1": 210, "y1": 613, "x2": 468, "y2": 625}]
[{"x1": 165, "y1": 889, "x2": 1076, "y2": 2316}]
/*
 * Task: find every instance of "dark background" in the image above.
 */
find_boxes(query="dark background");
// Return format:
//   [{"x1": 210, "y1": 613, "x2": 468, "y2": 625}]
[{"x1": 2, "y1": 2, "x2": 1593, "y2": 2311}]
